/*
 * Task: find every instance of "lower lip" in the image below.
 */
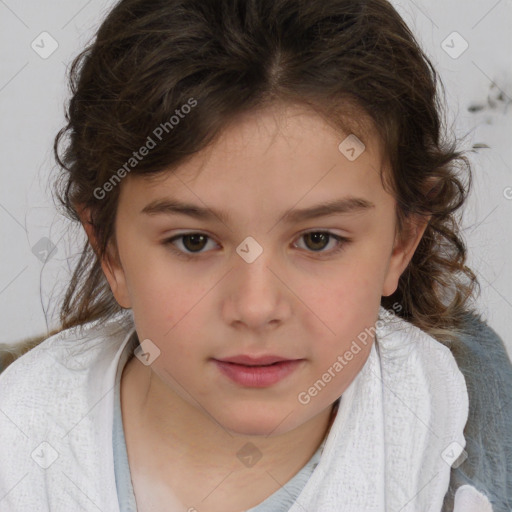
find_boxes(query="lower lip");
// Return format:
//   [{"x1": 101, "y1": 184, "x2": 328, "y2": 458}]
[{"x1": 213, "y1": 360, "x2": 303, "y2": 387}]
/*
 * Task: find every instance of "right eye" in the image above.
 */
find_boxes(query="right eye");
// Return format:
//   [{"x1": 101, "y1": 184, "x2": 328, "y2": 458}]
[{"x1": 163, "y1": 232, "x2": 219, "y2": 257}]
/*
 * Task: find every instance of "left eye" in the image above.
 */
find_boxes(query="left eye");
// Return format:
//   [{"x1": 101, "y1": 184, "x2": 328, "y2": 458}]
[
  {"x1": 294, "y1": 231, "x2": 347, "y2": 253},
  {"x1": 163, "y1": 231, "x2": 349, "y2": 256}
]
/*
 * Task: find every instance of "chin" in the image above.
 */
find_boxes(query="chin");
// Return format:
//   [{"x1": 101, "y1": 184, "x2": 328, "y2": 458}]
[{"x1": 219, "y1": 408, "x2": 301, "y2": 438}]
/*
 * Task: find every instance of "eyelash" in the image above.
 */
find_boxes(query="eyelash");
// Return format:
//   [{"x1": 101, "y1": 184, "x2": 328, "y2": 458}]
[{"x1": 162, "y1": 231, "x2": 351, "y2": 259}]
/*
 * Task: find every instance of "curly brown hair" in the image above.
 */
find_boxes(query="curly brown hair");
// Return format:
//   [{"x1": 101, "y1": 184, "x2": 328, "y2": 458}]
[{"x1": 51, "y1": 0, "x2": 479, "y2": 346}]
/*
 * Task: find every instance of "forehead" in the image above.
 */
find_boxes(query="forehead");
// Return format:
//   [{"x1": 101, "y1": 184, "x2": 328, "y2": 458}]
[{"x1": 119, "y1": 103, "x2": 389, "y2": 215}]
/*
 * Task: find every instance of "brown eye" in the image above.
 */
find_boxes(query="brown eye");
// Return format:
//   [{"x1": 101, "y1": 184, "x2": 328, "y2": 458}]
[
  {"x1": 181, "y1": 234, "x2": 208, "y2": 252},
  {"x1": 295, "y1": 231, "x2": 350, "y2": 256},
  {"x1": 303, "y1": 232, "x2": 330, "y2": 251},
  {"x1": 163, "y1": 233, "x2": 217, "y2": 256}
]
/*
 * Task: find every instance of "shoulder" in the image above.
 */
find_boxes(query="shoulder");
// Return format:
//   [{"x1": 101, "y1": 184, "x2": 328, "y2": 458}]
[
  {"x1": 0, "y1": 314, "x2": 130, "y2": 434},
  {"x1": 452, "y1": 311, "x2": 511, "y2": 369},
  {"x1": 443, "y1": 312, "x2": 512, "y2": 512},
  {"x1": 450, "y1": 312, "x2": 512, "y2": 424},
  {"x1": 0, "y1": 313, "x2": 133, "y2": 398},
  {"x1": 0, "y1": 313, "x2": 135, "y2": 509},
  {"x1": 0, "y1": 315, "x2": 134, "y2": 438}
]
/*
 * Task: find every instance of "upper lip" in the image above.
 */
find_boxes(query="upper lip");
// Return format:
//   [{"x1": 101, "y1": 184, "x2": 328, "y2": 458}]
[{"x1": 214, "y1": 355, "x2": 299, "y2": 366}]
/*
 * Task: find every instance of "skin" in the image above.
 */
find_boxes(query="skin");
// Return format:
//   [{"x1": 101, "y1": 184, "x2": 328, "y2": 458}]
[{"x1": 81, "y1": 102, "x2": 429, "y2": 512}]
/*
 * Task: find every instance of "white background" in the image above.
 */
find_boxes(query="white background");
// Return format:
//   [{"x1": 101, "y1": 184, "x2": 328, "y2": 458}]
[{"x1": 0, "y1": 0, "x2": 511, "y2": 355}]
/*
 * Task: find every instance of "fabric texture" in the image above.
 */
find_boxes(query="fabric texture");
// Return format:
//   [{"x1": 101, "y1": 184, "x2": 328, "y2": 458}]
[
  {"x1": 0, "y1": 307, "x2": 509, "y2": 511},
  {"x1": 441, "y1": 312, "x2": 512, "y2": 511},
  {"x1": 112, "y1": 331, "x2": 138, "y2": 512}
]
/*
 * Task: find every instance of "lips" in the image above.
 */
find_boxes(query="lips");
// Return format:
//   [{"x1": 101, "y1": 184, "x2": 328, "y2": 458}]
[
  {"x1": 212, "y1": 355, "x2": 304, "y2": 387},
  {"x1": 216, "y1": 355, "x2": 294, "y2": 366}
]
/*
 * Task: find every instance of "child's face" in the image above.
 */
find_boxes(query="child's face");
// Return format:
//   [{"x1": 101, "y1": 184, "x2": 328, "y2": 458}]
[{"x1": 101, "y1": 103, "x2": 426, "y2": 435}]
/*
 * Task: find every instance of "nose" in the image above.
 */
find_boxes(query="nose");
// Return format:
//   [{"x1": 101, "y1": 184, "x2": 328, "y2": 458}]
[{"x1": 222, "y1": 246, "x2": 292, "y2": 332}]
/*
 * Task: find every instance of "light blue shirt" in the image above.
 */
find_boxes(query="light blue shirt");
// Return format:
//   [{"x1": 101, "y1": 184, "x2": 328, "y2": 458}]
[{"x1": 112, "y1": 350, "x2": 327, "y2": 511}]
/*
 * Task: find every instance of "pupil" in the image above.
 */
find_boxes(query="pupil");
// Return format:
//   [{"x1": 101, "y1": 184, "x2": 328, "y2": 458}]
[
  {"x1": 306, "y1": 232, "x2": 327, "y2": 251},
  {"x1": 184, "y1": 234, "x2": 206, "y2": 252}
]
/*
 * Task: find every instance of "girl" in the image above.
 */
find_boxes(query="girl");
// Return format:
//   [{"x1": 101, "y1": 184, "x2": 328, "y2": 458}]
[{"x1": 0, "y1": 0, "x2": 511, "y2": 511}]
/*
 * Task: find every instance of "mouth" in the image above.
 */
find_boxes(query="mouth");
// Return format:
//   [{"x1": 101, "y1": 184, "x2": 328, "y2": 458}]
[
  {"x1": 215, "y1": 354, "x2": 298, "y2": 366},
  {"x1": 212, "y1": 357, "x2": 304, "y2": 387}
]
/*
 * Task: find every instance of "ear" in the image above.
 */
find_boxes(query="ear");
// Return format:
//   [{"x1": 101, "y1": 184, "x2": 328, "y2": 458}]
[
  {"x1": 381, "y1": 213, "x2": 430, "y2": 297},
  {"x1": 76, "y1": 204, "x2": 132, "y2": 309}
]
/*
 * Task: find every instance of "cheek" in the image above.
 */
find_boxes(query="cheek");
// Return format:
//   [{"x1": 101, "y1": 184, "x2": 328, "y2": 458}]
[
  {"x1": 127, "y1": 264, "x2": 214, "y2": 357},
  {"x1": 303, "y1": 258, "x2": 383, "y2": 322},
  {"x1": 297, "y1": 260, "x2": 382, "y2": 362},
  {"x1": 123, "y1": 256, "x2": 181, "y2": 337}
]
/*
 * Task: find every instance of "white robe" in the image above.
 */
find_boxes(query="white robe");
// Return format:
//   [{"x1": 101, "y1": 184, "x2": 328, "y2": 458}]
[{"x1": 0, "y1": 308, "x2": 494, "y2": 511}]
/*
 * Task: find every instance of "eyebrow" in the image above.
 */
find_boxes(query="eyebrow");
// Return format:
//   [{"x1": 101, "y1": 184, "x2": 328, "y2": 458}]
[{"x1": 140, "y1": 196, "x2": 375, "y2": 225}]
